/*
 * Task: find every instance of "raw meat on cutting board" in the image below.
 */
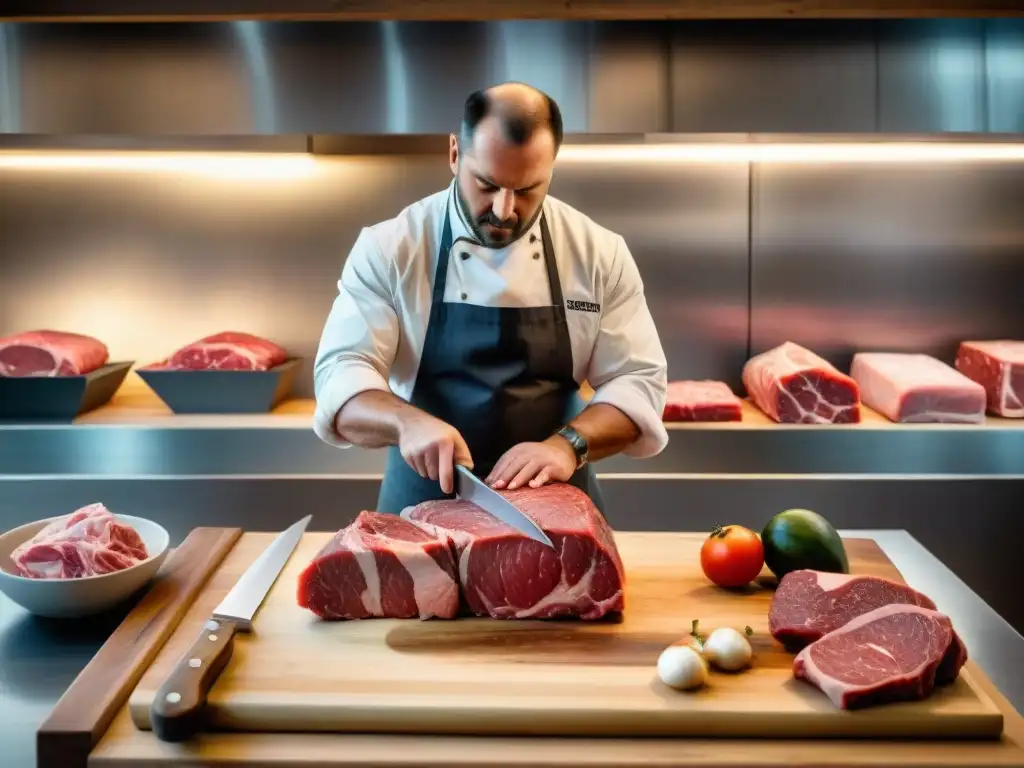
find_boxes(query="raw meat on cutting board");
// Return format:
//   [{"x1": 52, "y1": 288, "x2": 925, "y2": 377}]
[
  {"x1": 10, "y1": 503, "x2": 148, "y2": 579},
  {"x1": 149, "y1": 331, "x2": 288, "y2": 371},
  {"x1": 297, "y1": 510, "x2": 460, "y2": 620},
  {"x1": 769, "y1": 570, "x2": 937, "y2": 648},
  {"x1": 955, "y1": 340, "x2": 1024, "y2": 418},
  {"x1": 0, "y1": 330, "x2": 109, "y2": 377},
  {"x1": 742, "y1": 342, "x2": 861, "y2": 424},
  {"x1": 850, "y1": 352, "x2": 986, "y2": 423},
  {"x1": 793, "y1": 603, "x2": 968, "y2": 710},
  {"x1": 403, "y1": 482, "x2": 625, "y2": 620},
  {"x1": 663, "y1": 380, "x2": 743, "y2": 422}
]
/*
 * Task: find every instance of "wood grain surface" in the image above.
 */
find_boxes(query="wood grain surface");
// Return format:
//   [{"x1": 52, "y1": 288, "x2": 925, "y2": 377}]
[
  {"x1": 126, "y1": 532, "x2": 1003, "y2": 742},
  {"x1": 36, "y1": 526, "x2": 242, "y2": 768},
  {"x1": 5, "y1": 0, "x2": 1024, "y2": 21}
]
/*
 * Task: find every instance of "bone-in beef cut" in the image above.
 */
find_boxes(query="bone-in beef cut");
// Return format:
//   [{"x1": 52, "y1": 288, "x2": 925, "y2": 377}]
[
  {"x1": 769, "y1": 570, "x2": 938, "y2": 649},
  {"x1": 403, "y1": 483, "x2": 625, "y2": 620},
  {"x1": 0, "y1": 330, "x2": 109, "y2": 377},
  {"x1": 10, "y1": 503, "x2": 148, "y2": 579},
  {"x1": 743, "y1": 341, "x2": 861, "y2": 424},
  {"x1": 793, "y1": 604, "x2": 968, "y2": 710},
  {"x1": 663, "y1": 380, "x2": 743, "y2": 422},
  {"x1": 955, "y1": 340, "x2": 1024, "y2": 418},
  {"x1": 850, "y1": 352, "x2": 986, "y2": 423},
  {"x1": 157, "y1": 331, "x2": 288, "y2": 371},
  {"x1": 297, "y1": 510, "x2": 460, "y2": 620}
]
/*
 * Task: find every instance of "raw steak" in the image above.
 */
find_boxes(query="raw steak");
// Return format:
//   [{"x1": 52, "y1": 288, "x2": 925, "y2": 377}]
[
  {"x1": 297, "y1": 510, "x2": 459, "y2": 620},
  {"x1": 10, "y1": 503, "x2": 148, "y2": 579},
  {"x1": 955, "y1": 340, "x2": 1024, "y2": 418},
  {"x1": 0, "y1": 330, "x2": 108, "y2": 377},
  {"x1": 743, "y1": 342, "x2": 861, "y2": 424},
  {"x1": 156, "y1": 331, "x2": 288, "y2": 371},
  {"x1": 793, "y1": 604, "x2": 967, "y2": 710},
  {"x1": 403, "y1": 483, "x2": 625, "y2": 620},
  {"x1": 769, "y1": 570, "x2": 937, "y2": 648},
  {"x1": 850, "y1": 352, "x2": 986, "y2": 423},
  {"x1": 663, "y1": 380, "x2": 743, "y2": 422}
]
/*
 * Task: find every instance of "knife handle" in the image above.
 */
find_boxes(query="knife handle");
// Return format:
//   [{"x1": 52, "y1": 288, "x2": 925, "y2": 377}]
[{"x1": 150, "y1": 617, "x2": 238, "y2": 742}]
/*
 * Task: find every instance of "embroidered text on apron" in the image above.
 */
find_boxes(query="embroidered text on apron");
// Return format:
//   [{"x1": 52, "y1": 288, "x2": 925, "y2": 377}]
[{"x1": 376, "y1": 198, "x2": 605, "y2": 514}]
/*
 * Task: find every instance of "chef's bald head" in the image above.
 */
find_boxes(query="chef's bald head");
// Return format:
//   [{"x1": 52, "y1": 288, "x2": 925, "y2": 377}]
[{"x1": 450, "y1": 83, "x2": 562, "y2": 248}]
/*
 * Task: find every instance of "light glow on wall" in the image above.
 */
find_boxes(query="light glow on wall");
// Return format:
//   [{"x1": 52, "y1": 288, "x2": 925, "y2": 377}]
[{"x1": 0, "y1": 151, "x2": 319, "y2": 179}]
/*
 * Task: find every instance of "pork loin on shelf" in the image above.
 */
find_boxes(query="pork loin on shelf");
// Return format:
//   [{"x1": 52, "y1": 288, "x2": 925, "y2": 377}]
[
  {"x1": 152, "y1": 331, "x2": 288, "y2": 371},
  {"x1": 954, "y1": 340, "x2": 1024, "y2": 418},
  {"x1": 403, "y1": 483, "x2": 625, "y2": 620},
  {"x1": 850, "y1": 352, "x2": 986, "y2": 424},
  {"x1": 742, "y1": 341, "x2": 861, "y2": 424},
  {"x1": 768, "y1": 569, "x2": 937, "y2": 649},
  {"x1": 0, "y1": 330, "x2": 109, "y2": 377},
  {"x1": 663, "y1": 380, "x2": 743, "y2": 422},
  {"x1": 296, "y1": 511, "x2": 460, "y2": 621},
  {"x1": 793, "y1": 603, "x2": 968, "y2": 710},
  {"x1": 10, "y1": 503, "x2": 148, "y2": 579}
]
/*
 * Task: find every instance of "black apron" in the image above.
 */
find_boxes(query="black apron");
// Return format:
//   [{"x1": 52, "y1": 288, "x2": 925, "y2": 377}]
[{"x1": 376, "y1": 199, "x2": 605, "y2": 514}]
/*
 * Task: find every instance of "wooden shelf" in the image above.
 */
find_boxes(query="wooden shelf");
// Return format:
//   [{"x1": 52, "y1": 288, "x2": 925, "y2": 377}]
[{"x1": 3, "y1": 0, "x2": 1022, "y2": 22}]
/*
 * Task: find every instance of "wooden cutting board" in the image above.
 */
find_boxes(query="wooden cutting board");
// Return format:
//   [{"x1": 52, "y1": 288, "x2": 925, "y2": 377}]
[{"x1": 127, "y1": 531, "x2": 1004, "y2": 741}]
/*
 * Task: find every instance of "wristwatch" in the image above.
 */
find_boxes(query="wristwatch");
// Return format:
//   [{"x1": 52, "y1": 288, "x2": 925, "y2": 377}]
[{"x1": 555, "y1": 425, "x2": 589, "y2": 470}]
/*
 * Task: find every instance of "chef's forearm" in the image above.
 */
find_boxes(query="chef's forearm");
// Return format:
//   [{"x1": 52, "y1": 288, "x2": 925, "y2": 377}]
[
  {"x1": 561, "y1": 403, "x2": 641, "y2": 462},
  {"x1": 333, "y1": 390, "x2": 416, "y2": 448}
]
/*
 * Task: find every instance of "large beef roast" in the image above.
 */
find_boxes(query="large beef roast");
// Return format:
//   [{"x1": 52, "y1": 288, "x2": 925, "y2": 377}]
[{"x1": 402, "y1": 482, "x2": 625, "y2": 620}]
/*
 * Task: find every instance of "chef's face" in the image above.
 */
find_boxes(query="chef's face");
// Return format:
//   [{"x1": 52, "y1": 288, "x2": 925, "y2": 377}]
[{"x1": 449, "y1": 117, "x2": 555, "y2": 248}]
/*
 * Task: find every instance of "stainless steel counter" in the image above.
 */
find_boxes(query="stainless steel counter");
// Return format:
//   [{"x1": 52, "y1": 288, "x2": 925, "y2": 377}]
[{"x1": 0, "y1": 529, "x2": 1021, "y2": 768}]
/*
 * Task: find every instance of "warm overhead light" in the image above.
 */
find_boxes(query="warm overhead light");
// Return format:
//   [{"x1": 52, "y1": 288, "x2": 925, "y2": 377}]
[
  {"x1": 0, "y1": 151, "x2": 319, "y2": 179},
  {"x1": 557, "y1": 142, "x2": 1024, "y2": 164}
]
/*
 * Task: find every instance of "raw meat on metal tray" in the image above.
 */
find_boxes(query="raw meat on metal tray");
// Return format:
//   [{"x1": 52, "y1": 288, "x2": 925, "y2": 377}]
[
  {"x1": 403, "y1": 483, "x2": 625, "y2": 620},
  {"x1": 769, "y1": 570, "x2": 937, "y2": 648},
  {"x1": 662, "y1": 380, "x2": 743, "y2": 422},
  {"x1": 297, "y1": 510, "x2": 460, "y2": 620},
  {"x1": 793, "y1": 604, "x2": 967, "y2": 710},
  {"x1": 152, "y1": 331, "x2": 288, "y2": 371},
  {"x1": 850, "y1": 352, "x2": 986, "y2": 423},
  {"x1": 10, "y1": 503, "x2": 148, "y2": 579},
  {"x1": 743, "y1": 341, "x2": 861, "y2": 424},
  {"x1": 0, "y1": 330, "x2": 109, "y2": 377},
  {"x1": 955, "y1": 340, "x2": 1024, "y2": 418}
]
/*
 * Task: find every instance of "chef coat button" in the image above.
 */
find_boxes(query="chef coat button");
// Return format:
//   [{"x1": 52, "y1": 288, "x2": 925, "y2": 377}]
[
  {"x1": 530, "y1": 233, "x2": 538, "y2": 243},
  {"x1": 460, "y1": 252, "x2": 469, "y2": 260},
  {"x1": 461, "y1": 292, "x2": 468, "y2": 300},
  {"x1": 533, "y1": 253, "x2": 540, "y2": 260}
]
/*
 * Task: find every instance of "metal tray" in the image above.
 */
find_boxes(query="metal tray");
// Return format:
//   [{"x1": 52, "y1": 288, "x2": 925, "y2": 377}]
[
  {"x1": 135, "y1": 358, "x2": 301, "y2": 414},
  {"x1": 0, "y1": 361, "x2": 134, "y2": 421}
]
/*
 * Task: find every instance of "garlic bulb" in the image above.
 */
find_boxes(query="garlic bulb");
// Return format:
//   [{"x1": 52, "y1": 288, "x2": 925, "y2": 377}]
[
  {"x1": 702, "y1": 627, "x2": 752, "y2": 671},
  {"x1": 657, "y1": 644, "x2": 708, "y2": 690}
]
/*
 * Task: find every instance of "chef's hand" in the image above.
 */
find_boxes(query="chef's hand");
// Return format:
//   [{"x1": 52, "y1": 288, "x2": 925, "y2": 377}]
[
  {"x1": 486, "y1": 437, "x2": 577, "y2": 491},
  {"x1": 397, "y1": 410, "x2": 473, "y2": 494}
]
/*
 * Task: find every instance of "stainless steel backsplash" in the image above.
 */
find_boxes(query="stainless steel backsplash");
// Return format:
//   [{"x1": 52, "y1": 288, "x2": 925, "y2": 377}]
[{"x1": 0, "y1": 149, "x2": 1022, "y2": 397}]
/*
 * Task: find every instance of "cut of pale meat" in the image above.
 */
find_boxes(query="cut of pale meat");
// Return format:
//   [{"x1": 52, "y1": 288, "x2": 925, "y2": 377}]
[
  {"x1": 793, "y1": 603, "x2": 968, "y2": 710},
  {"x1": 663, "y1": 380, "x2": 743, "y2": 422},
  {"x1": 10, "y1": 503, "x2": 148, "y2": 579},
  {"x1": 403, "y1": 483, "x2": 625, "y2": 620},
  {"x1": 850, "y1": 352, "x2": 986, "y2": 423},
  {"x1": 151, "y1": 331, "x2": 288, "y2": 371},
  {"x1": 0, "y1": 330, "x2": 109, "y2": 377},
  {"x1": 743, "y1": 341, "x2": 861, "y2": 424},
  {"x1": 769, "y1": 570, "x2": 937, "y2": 649},
  {"x1": 955, "y1": 340, "x2": 1024, "y2": 418},
  {"x1": 296, "y1": 511, "x2": 459, "y2": 620}
]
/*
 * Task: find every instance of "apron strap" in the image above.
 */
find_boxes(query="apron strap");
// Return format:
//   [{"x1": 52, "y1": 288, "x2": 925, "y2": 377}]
[
  {"x1": 539, "y1": 214, "x2": 564, "y2": 307},
  {"x1": 432, "y1": 208, "x2": 454, "y2": 304}
]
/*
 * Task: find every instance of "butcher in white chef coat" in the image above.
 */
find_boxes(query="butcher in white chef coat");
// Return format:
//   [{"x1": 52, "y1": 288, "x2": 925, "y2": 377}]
[{"x1": 312, "y1": 82, "x2": 668, "y2": 514}]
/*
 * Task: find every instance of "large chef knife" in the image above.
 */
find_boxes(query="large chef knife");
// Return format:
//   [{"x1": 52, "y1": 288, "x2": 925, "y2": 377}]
[
  {"x1": 150, "y1": 514, "x2": 311, "y2": 742},
  {"x1": 455, "y1": 464, "x2": 554, "y2": 548}
]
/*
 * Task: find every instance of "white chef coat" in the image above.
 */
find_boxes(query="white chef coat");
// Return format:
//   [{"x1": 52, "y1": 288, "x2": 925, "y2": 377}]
[{"x1": 312, "y1": 179, "x2": 669, "y2": 459}]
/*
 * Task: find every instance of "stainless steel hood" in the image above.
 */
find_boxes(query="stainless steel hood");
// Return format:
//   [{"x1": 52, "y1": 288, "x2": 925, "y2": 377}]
[{"x1": 0, "y1": 19, "x2": 1021, "y2": 137}]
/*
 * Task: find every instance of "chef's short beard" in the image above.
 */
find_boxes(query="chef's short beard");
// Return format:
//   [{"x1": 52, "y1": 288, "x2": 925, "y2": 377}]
[{"x1": 455, "y1": 165, "x2": 542, "y2": 249}]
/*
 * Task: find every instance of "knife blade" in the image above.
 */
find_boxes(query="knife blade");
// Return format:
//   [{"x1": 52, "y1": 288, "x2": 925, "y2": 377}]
[
  {"x1": 455, "y1": 464, "x2": 555, "y2": 548},
  {"x1": 150, "y1": 514, "x2": 311, "y2": 742}
]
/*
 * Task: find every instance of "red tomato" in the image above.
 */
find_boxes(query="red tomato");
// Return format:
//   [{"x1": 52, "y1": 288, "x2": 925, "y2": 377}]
[{"x1": 700, "y1": 525, "x2": 765, "y2": 588}]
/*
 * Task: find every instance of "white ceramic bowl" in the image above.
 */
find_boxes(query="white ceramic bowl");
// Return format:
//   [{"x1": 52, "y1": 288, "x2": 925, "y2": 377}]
[{"x1": 0, "y1": 513, "x2": 170, "y2": 619}]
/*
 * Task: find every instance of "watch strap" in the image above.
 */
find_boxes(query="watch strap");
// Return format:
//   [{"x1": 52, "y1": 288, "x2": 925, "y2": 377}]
[{"x1": 556, "y1": 426, "x2": 588, "y2": 469}]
